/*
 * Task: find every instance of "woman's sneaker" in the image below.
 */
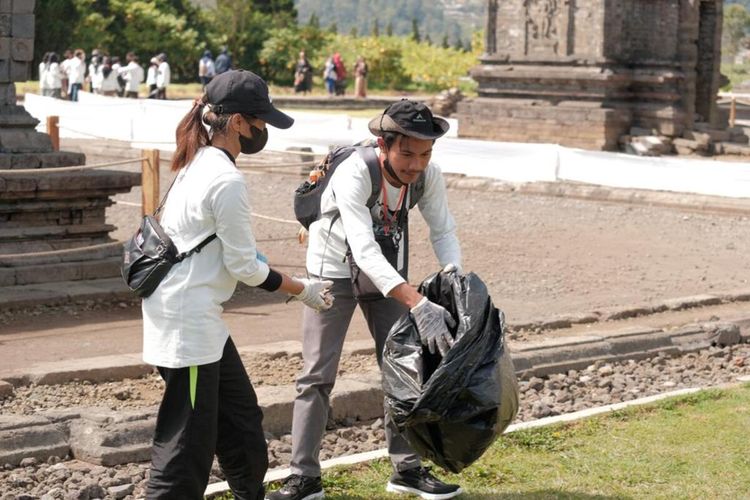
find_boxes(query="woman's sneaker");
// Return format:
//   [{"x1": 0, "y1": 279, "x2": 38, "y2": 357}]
[
  {"x1": 264, "y1": 474, "x2": 324, "y2": 500},
  {"x1": 386, "y1": 466, "x2": 462, "y2": 499}
]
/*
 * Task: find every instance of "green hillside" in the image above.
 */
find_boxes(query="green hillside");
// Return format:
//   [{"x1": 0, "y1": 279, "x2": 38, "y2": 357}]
[{"x1": 294, "y1": 0, "x2": 485, "y2": 46}]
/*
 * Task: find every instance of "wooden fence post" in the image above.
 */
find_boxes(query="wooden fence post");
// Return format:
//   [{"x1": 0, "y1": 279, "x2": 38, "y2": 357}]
[
  {"x1": 730, "y1": 97, "x2": 737, "y2": 128},
  {"x1": 47, "y1": 116, "x2": 59, "y2": 151},
  {"x1": 141, "y1": 149, "x2": 160, "y2": 216}
]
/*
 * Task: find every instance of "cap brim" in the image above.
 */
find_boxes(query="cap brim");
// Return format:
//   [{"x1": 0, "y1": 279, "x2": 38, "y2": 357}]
[
  {"x1": 256, "y1": 105, "x2": 294, "y2": 129},
  {"x1": 368, "y1": 114, "x2": 449, "y2": 140}
]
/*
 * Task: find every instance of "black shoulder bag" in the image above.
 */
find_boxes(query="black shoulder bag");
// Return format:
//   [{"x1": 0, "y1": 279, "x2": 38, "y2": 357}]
[{"x1": 121, "y1": 176, "x2": 216, "y2": 298}]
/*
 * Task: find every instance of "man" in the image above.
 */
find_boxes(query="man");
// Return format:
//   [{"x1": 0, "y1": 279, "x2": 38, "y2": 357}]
[
  {"x1": 65, "y1": 49, "x2": 86, "y2": 102},
  {"x1": 266, "y1": 100, "x2": 463, "y2": 500},
  {"x1": 121, "y1": 52, "x2": 144, "y2": 98},
  {"x1": 156, "y1": 53, "x2": 170, "y2": 100},
  {"x1": 215, "y1": 46, "x2": 232, "y2": 75}
]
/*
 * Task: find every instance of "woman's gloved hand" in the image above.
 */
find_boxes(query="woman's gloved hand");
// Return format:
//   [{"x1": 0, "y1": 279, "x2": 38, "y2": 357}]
[
  {"x1": 293, "y1": 278, "x2": 334, "y2": 312},
  {"x1": 411, "y1": 296, "x2": 456, "y2": 356}
]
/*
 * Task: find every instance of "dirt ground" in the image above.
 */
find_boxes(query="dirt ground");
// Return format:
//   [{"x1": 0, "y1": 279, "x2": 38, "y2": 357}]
[{"x1": 2, "y1": 140, "x2": 750, "y2": 371}]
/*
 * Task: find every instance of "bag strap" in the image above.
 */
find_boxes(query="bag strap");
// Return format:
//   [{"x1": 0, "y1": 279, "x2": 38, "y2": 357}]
[
  {"x1": 176, "y1": 233, "x2": 217, "y2": 262},
  {"x1": 153, "y1": 173, "x2": 178, "y2": 217}
]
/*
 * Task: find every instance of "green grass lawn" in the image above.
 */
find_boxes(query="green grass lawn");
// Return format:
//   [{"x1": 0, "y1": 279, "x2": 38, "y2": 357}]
[{"x1": 259, "y1": 385, "x2": 750, "y2": 500}]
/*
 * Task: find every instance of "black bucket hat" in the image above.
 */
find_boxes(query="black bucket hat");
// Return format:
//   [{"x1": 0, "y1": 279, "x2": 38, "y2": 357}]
[
  {"x1": 206, "y1": 70, "x2": 294, "y2": 129},
  {"x1": 368, "y1": 99, "x2": 449, "y2": 140}
]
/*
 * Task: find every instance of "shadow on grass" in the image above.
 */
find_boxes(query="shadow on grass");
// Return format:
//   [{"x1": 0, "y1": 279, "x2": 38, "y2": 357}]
[{"x1": 322, "y1": 491, "x2": 632, "y2": 500}]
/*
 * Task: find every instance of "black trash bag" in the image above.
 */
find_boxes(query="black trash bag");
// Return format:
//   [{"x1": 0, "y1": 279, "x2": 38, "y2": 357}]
[{"x1": 382, "y1": 270, "x2": 519, "y2": 473}]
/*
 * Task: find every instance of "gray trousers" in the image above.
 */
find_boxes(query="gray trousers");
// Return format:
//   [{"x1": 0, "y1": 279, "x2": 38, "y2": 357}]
[{"x1": 290, "y1": 278, "x2": 420, "y2": 477}]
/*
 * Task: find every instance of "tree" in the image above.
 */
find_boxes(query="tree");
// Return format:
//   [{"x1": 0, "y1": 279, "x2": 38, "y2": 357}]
[
  {"x1": 724, "y1": 4, "x2": 750, "y2": 57},
  {"x1": 308, "y1": 12, "x2": 320, "y2": 29},
  {"x1": 442, "y1": 34, "x2": 450, "y2": 49},
  {"x1": 411, "y1": 18, "x2": 420, "y2": 43},
  {"x1": 372, "y1": 19, "x2": 380, "y2": 37},
  {"x1": 424, "y1": 34, "x2": 432, "y2": 46},
  {"x1": 386, "y1": 21, "x2": 393, "y2": 36},
  {"x1": 328, "y1": 22, "x2": 338, "y2": 34},
  {"x1": 349, "y1": 26, "x2": 358, "y2": 37}
]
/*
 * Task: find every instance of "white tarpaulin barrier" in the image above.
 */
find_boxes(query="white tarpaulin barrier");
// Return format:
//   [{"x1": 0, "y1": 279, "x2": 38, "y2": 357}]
[{"x1": 23, "y1": 92, "x2": 750, "y2": 198}]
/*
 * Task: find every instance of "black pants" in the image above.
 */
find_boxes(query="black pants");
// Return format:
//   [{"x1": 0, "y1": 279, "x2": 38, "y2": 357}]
[{"x1": 146, "y1": 337, "x2": 268, "y2": 500}]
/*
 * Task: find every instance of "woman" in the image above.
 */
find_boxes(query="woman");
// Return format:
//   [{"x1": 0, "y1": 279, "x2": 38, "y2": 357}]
[
  {"x1": 98, "y1": 57, "x2": 119, "y2": 96},
  {"x1": 146, "y1": 57, "x2": 159, "y2": 98},
  {"x1": 353, "y1": 55, "x2": 368, "y2": 99},
  {"x1": 142, "y1": 69, "x2": 334, "y2": 499},
  {"x1": 332, "y1": 52, "x2": 347, "y2": 96},
  {"x1": 323, "y1": 55, "x2": 337, "y2": 97},
  {"x1": 293, "y1": 50, "x2": 312, "y2": 95}
]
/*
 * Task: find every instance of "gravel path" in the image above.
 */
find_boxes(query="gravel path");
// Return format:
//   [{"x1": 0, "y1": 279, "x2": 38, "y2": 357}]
[{"x1": 1, "y1": 343, "x2": 748, "y2": 499}]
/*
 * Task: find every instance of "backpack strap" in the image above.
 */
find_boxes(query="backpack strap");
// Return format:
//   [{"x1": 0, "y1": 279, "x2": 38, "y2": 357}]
[{"x1": 357, "y1": 145, "x2": 381, "y2": 209}]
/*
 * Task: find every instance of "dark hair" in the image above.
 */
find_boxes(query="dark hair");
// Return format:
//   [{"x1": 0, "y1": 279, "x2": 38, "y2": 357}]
[
  {"x1": 48, "y1": 52, "x2": 59, "y2": 64},
  {"x1": 382, "y1": 131, "x2": 402, "y2": 149},
  {"x1": 171, "y1": 95, "x2": 232, "y2": 171}
]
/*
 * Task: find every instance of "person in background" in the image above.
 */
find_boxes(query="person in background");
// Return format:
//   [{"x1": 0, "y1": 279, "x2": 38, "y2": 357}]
[
  {"x1": 60, "y1": 49, "x2": 73, "y2": 99},
  {"x1": 332, "y1": 52, "x2": 347, "y2": 96},
  {"x1": 199, "y1": 49, "x2": 216, "y2": 90},
  {"x1": 65, "y1": 49, "x2": 86, "y2": 102},
  {"x1": 354, "y1": 55, "x2": 368, "y2": 99},
  {"x1": 99, "y1": 57, "x2": 119, "y2": 97},
  {"x1": 322, "y1": 55, "x2": 337, "y2": 97},
  {"x1": 156, "y1": 53, "x2": 171, "y2": 100},
  {"x1": 88, "y1": 49, "x2": 103, "y2": 94},
  {"x1": 215, "y1": 46, "x2": 232, "y2": 75},
  {"x1": 146, "y1": 57, "x2": 159, "y2": 98},
  {"x1": 143, "y1": 69, "x2": 334, "y2": 500},
  {"x1": 38, "y1": 52, "x2": 50, "y2": 96},
  {"x1": 111, "y1": 56, "x2": 125, "y2": 97},
  {"x1": 40, "y1": 52, "x2": 63, "y2": 98},
  {"x1": 121, "y1": 52, "x2": 144, "y2": 99},
  {"x1": 293, "y1": 50, "x2": 312, "y2": 95}
]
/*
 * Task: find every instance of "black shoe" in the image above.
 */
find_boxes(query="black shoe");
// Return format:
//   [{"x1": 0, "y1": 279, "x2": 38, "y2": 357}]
[
  {"x1": 265, "y1": 474, "x2": 324, "y2": 500},
  {"x1": 386, "y1": 466, "x2": 462, "y2": 499}
]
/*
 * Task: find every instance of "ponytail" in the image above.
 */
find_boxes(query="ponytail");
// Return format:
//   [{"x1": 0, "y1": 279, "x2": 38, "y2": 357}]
[
  {"x1": 171, "y1": 95, "x2": 210, "y2": 171},
  {"x1": 171, "y1": 95, "x2": 234, "y2": 172}
]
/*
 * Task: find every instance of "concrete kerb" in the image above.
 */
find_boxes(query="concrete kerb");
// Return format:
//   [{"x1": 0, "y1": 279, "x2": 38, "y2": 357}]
[
  {"x1": 1, "y1": 318, "x2": 747, "y2": 468},
  {"x1": 206, "y1": 384, "x2": 737, "y2": 498}
]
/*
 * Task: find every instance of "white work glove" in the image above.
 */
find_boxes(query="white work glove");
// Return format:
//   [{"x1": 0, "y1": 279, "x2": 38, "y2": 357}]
[
  {"x1": 411, "y1": 297, "x2": 456, "y2": 357},
  {"x1": 442, "y1": 263, "x2": 461, "y2": 274},
  {"x1": 292, "y1": 278, "x2": 334, "y2": 312}
]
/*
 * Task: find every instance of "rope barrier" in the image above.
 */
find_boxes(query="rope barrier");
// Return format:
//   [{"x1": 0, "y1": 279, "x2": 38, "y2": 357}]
[
  {"x1": 236, "y1": 160, "x2": 317, "y2": 170},
  {"x1": 0, "y1": 241, "x2": 123, "y2": 261},
  {"x1": 0, "y1": 157, "x2": 148, "y2": 175},
  {"x1": 116, "y1": 198, "x2": 300, "y2": 226}
]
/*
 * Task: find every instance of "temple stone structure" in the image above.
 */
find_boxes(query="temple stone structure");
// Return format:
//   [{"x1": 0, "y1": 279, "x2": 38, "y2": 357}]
[
  {"x1": 456, "y1": 0, "x2": 725, "y2": 150},
  {"x1": 0, "y1": 0, "x2": 140, "y2": 290}
]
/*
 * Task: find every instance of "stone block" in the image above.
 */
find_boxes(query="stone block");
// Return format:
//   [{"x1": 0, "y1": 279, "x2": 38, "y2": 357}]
[
  {"x1": 12, "y1": 0, "x2": 34, "y2": 14},
  {"x1": 10, "y1": 36, "x2": 32, "y2": 61},
  {"x1": 0, "y1": 268, "x2": 15, "y2": 286},
  {"x1": 0, "y1": 379, "x2": 13, "y2": 399},
  {"x1": 10, "y1": 13, "x2": 33, "y2": 38},
  {"x1": 0, "y1": 14, "x2": 9, "y2": 36},
  {"x1": 0, "y1": 53, "x2": 8, "y2": 83},
  {"x1": 10, "y1": 58, "x2": 29, "y2": 81},
  {"x1": 69, "y1": 411, "x2": 155, "y2": 466},
  {"x1": 0, "y1": 0, "x2": 10, "y2": 13},
  {"x1": 0, "y1": 36, "x2": 9, "y2": 58},
  {"x1": 0, "y1": 415, "x2": 70, "y2": 466}
]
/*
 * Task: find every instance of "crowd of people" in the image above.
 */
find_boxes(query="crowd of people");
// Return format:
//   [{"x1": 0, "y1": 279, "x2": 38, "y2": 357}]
[
  {"x1": 38, "y1": 49, "x2": 170, "y2": 101},
  {"x1": 39, "y1": 47, "x2": 370, "y2": 101},
  {"x1": 318, "y1": 52, "x2": 368, "y2": 98}
]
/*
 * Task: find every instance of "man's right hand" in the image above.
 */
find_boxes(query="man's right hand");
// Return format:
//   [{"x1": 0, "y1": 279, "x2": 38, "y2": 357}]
[{"x1": 411, "y1": 297, "x2": 456, "y2": 357}]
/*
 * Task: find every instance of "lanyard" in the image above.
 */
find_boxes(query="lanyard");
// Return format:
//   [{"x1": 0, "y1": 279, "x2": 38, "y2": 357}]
[{"x1": 381, "y1": 176, "x2": 407, "y2": 236}]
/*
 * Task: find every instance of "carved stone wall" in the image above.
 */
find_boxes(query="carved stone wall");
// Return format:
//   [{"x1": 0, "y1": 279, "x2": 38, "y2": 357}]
[{"x1": 456, "y1": 0, "x2": 725, "y2": 150}]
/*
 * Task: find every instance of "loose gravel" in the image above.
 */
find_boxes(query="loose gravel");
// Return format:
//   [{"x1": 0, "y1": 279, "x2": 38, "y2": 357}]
[{"x1": 1, "y1": 343, "x2": 749, "y2": 499}]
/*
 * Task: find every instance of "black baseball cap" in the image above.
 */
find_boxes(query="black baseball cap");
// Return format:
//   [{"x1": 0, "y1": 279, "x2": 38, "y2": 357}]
[
  {"x1": 368, "y1": 99, "x2": 449, "y2": 140},
  {"x1": 205, "y1": 70, "x2": 294, "y2": 129}
]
